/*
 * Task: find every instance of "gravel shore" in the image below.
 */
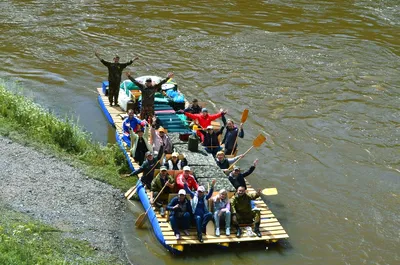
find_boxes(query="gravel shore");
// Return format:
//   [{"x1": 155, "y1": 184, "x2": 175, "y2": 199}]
[{"x1": 0, "y1": 136, "x2": 127, "y2": 263}]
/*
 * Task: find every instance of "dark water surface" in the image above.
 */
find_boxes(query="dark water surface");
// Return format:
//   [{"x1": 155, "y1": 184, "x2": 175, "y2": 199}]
[{"x1": 1, "y1": 1, "x2": 399, "y2": 264}]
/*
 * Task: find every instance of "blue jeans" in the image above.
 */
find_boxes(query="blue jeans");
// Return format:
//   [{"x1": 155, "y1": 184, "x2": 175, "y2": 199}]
[
  {"x1": 213, "y1": 210, "x2": 231, "y2": 229},
  {"x1": 170, "y1": 212, "x2": 191, "y2": 235},
  {"x1": 194, "y1": 212, "x2": 213, "y2": 235}
]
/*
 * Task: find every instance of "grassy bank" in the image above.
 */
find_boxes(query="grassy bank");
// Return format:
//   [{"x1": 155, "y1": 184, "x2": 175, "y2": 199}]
[
  {"x1": 0, "y1": 80, "x2": 136, "y2": 191},
  {"x1": 0, "y1": 205, "x2": 114, "y2": 265},
  {"x1": 0, "y1": 80, "x2": 135, "y2": 264}
]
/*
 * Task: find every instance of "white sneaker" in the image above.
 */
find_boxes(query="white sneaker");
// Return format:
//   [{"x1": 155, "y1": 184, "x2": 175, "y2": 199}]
[
  {"x1": 215, "y1": 228, "x2": 220, "y2": 237},
  {"x1": 226, "y1": 227, "x2": 230, "y2": 236}
]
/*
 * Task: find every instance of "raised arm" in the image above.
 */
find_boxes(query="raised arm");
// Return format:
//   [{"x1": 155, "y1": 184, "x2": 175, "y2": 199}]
[
  {"x1": 206, "y1": 179, "x2": 216, "y2": 200},
  {"x1": 184, "y1": 182, "x2": 195, "y2": 198},
  {"x1": 154, "y1": 72, "x2": 174, "y2": 91},
  {"x1": 125, "y1": 72, "x2": 145, "y2": 90},
  {"x1": 238, "y1": 123, "x2": 244, "y2": 138}
]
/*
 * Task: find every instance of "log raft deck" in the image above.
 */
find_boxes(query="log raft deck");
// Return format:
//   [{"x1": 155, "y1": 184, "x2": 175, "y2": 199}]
[{"x1": 96, "y1": 86, "x2": 289, "y2": 253}]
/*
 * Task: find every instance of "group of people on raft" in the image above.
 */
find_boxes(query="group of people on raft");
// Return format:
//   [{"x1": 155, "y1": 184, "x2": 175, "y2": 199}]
[{"x1": 96, "y1": 52, "x2": 263, "y2": 242}]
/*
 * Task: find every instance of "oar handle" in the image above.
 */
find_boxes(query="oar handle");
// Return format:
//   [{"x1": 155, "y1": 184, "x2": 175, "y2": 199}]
[
  {"x1": 228, "y1": 145, "x2": 254, "y2": 170},
  {"x1": 145, "y1": 182, "x2": 168, "y2": 214}
]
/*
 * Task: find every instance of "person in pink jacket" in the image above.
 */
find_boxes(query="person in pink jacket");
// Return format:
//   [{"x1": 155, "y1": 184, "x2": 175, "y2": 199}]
[{"x1": 184, "y1": 108, "x2": 227, "y2": 141}]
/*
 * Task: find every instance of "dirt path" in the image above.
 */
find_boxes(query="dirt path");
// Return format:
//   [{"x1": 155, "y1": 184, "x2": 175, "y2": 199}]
[{"x1": 0, "y1": 136, "x2": 128, "y2": 263}]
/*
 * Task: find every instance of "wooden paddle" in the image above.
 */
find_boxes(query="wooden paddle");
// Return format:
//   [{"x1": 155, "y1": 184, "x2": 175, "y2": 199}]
[
  {"x1": 135, "y1": 182, "x2": 168, "y2": 228},
  {"x1": 230, "y1": 109, "x2": 249, "y2": 155},
  {"x1": 261, "y1": 188, "x2": 278, "y2": 196},
  {"x1": 125, "y1": 153, "x2": 165, "y2": 200},
  {"x1": 228, "y1": 134, "x2": 266, "y2": 171}
]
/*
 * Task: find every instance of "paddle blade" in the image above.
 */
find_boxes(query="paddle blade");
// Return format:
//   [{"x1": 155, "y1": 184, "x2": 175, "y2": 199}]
[
  {"x1": 253, "y1": 134, "x2": 267, "y2": 148},
  {"x1": 135, "y1": 212, "x2": 147, "y2": 228},
  {"x1": 262, "y1": 188, "x2": 278, "y2": 196},
  {"x1": 206, "y1": 220, "x2": 215, "y2": 235},
  {"x1": 241, "y1": 109, "x2": 249, "y2": 123}
]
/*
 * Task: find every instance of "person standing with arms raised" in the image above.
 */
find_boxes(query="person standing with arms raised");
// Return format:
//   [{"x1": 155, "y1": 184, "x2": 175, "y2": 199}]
[
  {"x1": 126, "y1": 72, "x2": 174, "y2": 121},
  {"x1": 95, "y1": 51, "x2": 138, "y2": 106}
]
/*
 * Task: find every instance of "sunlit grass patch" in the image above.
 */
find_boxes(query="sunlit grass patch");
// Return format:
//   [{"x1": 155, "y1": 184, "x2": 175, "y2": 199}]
[{"x1": 0, "y1": 80, "x2": 135, "y2": 191}]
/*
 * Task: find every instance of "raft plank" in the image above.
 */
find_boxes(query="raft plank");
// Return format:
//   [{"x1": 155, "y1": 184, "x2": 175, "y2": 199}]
[{"x1": 165, "y1": 233, "x2": 288, "y2": 245}]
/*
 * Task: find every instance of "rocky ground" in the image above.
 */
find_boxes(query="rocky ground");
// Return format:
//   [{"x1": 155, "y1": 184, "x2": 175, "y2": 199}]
[{"x1": 0, "y1": 136, "x2": 128, "y2": 263}]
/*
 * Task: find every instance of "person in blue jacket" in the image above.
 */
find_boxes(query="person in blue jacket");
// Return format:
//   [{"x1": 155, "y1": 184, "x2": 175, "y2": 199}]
[
  {"x1": 166, "y1": 189, "x2": 192, "y2": 240},
  {"x1": 184, "y1": 178, "x2": 216, "y2": 243},
  {"x1": 121, "y1": 109, "x2": 146, "y2": 147},
  {"x1": 222, "y1": 119, "x2": 244, "y2": 155}
]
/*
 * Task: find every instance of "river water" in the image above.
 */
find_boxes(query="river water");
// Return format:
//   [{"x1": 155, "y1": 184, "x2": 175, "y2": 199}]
[{"x1": 1, "y1": 1, "x2": 399, "y2": 264}]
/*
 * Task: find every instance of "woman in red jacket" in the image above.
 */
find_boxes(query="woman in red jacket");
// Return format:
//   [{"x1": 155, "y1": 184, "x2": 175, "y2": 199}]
[{"x1": 184, "y1": 108, "x2": 227, "y2": 141}]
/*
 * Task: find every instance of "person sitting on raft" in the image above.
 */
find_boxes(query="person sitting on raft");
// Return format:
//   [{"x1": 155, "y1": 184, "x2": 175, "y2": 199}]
[
  {"x1": 150, "y1": 166, "x2": 175, "y2": 217},
  {"x1": 122, "y1": 109, "x2": 146, "y2": 148},
  {"x1": 176, "y1": 166, "x2": 198, "y2": 191},
  {"x1": 230, "y1": 186, "x2": 262, "y2": 238},
  {"x1": 199, "y1": 125, "x2": 224, "y2": 157},
  {"x1": 166, "y1": 189, "x2": 192, "y2": 240},
  {"x1": 228, "y1": 159, "x2": 258, "y2": 190},
  {"x1": 183, "y1": 98, "x2": 202, "y2": 114},
  {"x1": 129, "y1": 149, "x2": 163, "y2": 189},
  {"x1": 184, "y1": 178, "x2": 216, "y2": 243},
  {"x1": 212, "y1": 189, "x2": 231, "y2": 236},
  {"x1": 164, "y1": 152, "x2": 187, "y2": 170},
  {"x1": 222, "y1": 118, "x2": 244, "y2": 155},
  {"x1": 215, "y1": 151, "x2": 243, "y2": 174}
]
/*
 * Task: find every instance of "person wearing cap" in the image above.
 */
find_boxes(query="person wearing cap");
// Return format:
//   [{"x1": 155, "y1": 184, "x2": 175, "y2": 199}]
[
  {"x1": 129, "y1": 149, "x2": 164, "y2": 189},
  {"x1": 175, "y1": 166, "x2": 199, "y2": 191},
  {"x1": 183, "y1": 98, "x2": 203, "y2": 114},
  {"x1": 199, "y1": 124, "x2": 224, "y2": 157},
  {"x1": 151, "y1": 116, "x2": 173, "y2": 155},
  {"x1": 95, "y1": 51, "x2": 138, "y2": 106},
  {"x1": 228, "y1": 159, "x2": 258, "y2": 190},
  {"x1": 215, "y1": 151, "x2": 243, "y2": 174},
  {"x1": 166, "y1": 189, "x2": 192, "y2": 240},
  {"x1": 126, "y1": 72, "x2": 174, "y2": 120},
  {"x1": 165, "y1": 152, "x2": 187, "y2": 170},
  {"x1": 150, "y1": 166, "x2": 175, "y2": 217},
  {"x1": 130, "y1": 122, "x2": 152, "y2": 166},
  {"x1": 184, "y1": 178, "x2": 216, "y2": 242},
  {"x1": 222, "y1": 118, "x2": 244, "y2": 155},
  {"x1": 122, "y1": 109, "x2": 147, "y2": 148},
  {"x1": 230, "y1": 186, "x2": 262, "y2": 238},
  {"x1": 183, "y1": 107, "x2": 227, "y2": 142}
]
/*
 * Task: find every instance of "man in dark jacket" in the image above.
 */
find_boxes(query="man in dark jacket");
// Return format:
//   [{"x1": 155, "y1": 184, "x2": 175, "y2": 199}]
[
  {"x1": 199, "y1": 125, "x2": 224, "y2": 157},
  {"x1": 222, "y1": 119, "x2": 244, "y2": 155},
  {"x1": 166, "y1": 189, "x2": 192, "y2": 240},
  {"x1": 126, "y1": 72, "x2": 174, "y2": 120},
  {"x1": 228, "y1": 159, "x2": 258, "y2": 190},
  {"x1": 95, "y1": 51, "x2": 138, "y2": 106},
  {"x1": 129, "y1": 149, "x2": 163, "y2": 189},
  {"x1": 183, "y1": 98, "x2": 202, "y2": 114}
]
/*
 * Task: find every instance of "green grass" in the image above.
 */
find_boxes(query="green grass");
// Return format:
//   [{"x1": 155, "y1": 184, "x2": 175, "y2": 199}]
[
  {"x1": 0, "y1": 79, "x2": 137, "y2": 191},
  {"x1": 0, "y1": 205, "x2": 116, "y2": 265},
  {"x1": 0, "y1": 79, "x2": 138, "y2": 264}
]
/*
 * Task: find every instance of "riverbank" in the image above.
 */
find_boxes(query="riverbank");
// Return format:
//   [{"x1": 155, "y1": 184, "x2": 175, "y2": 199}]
[{"x1": 0, "y1": 136, "x2": 128, "y2": 264}]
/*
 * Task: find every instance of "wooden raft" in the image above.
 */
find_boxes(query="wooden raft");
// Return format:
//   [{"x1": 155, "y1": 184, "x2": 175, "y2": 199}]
[{"x1": 97, "y1": 87, "x2": 289, "y2": 248}]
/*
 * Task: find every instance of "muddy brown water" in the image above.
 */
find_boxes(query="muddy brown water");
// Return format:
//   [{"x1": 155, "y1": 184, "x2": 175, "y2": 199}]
[{"x1": 1, "y1": 1, "x2": 399, "y2": 264}]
